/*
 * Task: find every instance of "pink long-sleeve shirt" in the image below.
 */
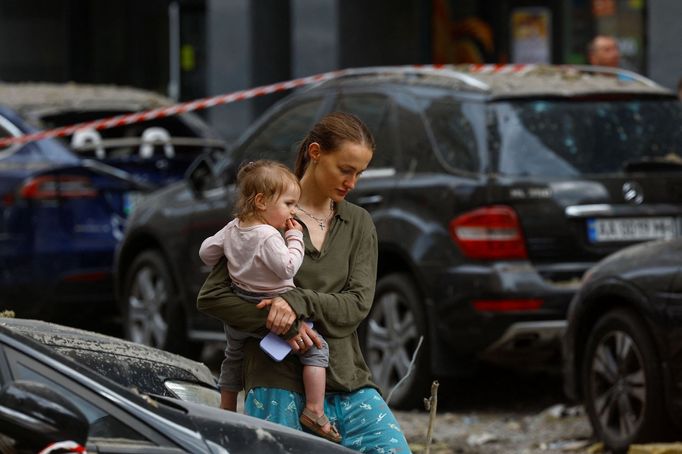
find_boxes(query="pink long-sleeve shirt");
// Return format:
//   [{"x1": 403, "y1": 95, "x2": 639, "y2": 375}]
[{"x1": 199, "y1": 218, "x2": 304, "y2": 294}]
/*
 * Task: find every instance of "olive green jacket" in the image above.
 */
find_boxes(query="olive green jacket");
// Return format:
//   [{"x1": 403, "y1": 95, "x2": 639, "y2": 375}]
[{"x1": 197, "y1": 200, "x2": 379, "y2": 394}]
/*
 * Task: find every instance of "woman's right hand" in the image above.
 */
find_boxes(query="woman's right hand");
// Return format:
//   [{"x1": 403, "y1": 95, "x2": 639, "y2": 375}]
[{"x1": 256, "y1": 296, "x2": 296, "y2": 334}]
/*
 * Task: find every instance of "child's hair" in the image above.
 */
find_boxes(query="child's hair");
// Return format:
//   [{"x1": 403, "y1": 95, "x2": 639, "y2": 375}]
[{"x1": 233, "y1": 160, "x2": 300, "y2": 220}]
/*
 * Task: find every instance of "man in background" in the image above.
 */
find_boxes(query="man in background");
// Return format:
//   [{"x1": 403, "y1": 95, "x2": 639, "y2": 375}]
[{"x1": 588, "y1": 35, "x2": 621, "y2": 67}]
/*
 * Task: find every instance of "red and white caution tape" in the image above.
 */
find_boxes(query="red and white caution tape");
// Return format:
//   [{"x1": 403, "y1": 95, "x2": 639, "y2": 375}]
[
  {"x1": 0, "y1": 64, "x2": 532, "y2": 148},
  {"x1": 0, "y1": 70, "x2": 342, "y2": 147},
  {"x1": 38, "y1": 440, "x2": 88, "y2": 454}
]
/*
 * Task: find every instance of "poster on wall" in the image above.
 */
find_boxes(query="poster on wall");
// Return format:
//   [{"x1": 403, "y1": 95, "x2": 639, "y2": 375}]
[{"x1": 511, "y1": 7, "x2": 552, "y2": 63}]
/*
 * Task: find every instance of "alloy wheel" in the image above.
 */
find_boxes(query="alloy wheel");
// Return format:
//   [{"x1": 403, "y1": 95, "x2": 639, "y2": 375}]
[
  {"x1": 589, "y1": 329, "x2": 646, "y2": 442},
  {"x1": 366, "y1": 289, "x2": 420, "y2": 396},
  {"x1": 127, "y1": 263, "x2": 169, "y2": 348}
]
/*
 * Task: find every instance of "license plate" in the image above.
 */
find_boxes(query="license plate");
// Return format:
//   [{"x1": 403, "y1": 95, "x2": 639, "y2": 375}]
[{"x1": 587, "y1": 217, "x2": 678, "y2": 243}]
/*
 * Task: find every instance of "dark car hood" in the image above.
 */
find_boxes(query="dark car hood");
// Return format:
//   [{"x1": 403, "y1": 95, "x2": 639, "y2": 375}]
[
  {"x1": 158, "y1": 397, "x2": 354, "y2": 453},
  {"x1": 586, "y1": 238, "x2": 682, "y2": 284},
  {"x1": 0, "y1": 319, "x2": 216, "y2": 393}
]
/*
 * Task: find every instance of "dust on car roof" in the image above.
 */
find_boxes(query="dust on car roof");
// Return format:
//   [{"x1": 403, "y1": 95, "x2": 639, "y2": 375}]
[
  {"x1": 0, "y1": 82, "x2": 172, "y2": 114},
  {"x1": 317, "y1": 64, "x2": 673, "y2": 99}
]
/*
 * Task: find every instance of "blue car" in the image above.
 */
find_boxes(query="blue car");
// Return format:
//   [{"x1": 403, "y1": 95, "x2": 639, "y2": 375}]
[
  {"x1": 0, "y1": 82, "x2": 227, "y2": 188},
  {"x1": 0, "y1": 105, "x2": 150, "y2": 321}
]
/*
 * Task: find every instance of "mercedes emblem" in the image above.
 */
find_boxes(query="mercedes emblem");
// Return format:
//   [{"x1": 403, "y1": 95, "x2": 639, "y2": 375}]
[{"x1": 622, "y1": 181, "x2": 644, "y2": 205}]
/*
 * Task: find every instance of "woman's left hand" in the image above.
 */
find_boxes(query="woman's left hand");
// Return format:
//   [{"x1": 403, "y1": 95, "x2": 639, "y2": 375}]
[
  {"x1": 257, "y1": 296, "x2": 296, "y2": 335},
  {"x1": 287, "y1": 322, "x2": 322, "y2": 353}
]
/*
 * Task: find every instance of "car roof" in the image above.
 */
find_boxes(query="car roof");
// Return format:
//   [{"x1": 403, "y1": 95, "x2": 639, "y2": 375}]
[
  {"x1": 0, "y1": 82, "x2": 173, "y2": 117},
  {"x1": 0, "y1": 318, "x2": 215, "y2": 386},
  {"x1": 312, "y1": 64, "x2": 673, "y2": 100}
]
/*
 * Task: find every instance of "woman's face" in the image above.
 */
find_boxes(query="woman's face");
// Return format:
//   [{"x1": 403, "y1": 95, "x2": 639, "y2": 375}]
[{"x1": 311, "y1": 141, "x2": 373, "y2": 202}]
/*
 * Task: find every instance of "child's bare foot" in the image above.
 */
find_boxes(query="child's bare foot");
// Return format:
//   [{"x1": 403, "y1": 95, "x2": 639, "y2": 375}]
[{"x1": 300, "y1": 407, "x2": 342, "y2": 443}]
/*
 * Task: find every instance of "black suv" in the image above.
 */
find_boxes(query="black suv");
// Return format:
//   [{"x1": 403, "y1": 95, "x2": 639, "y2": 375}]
[{"x1": 115, "y1": 65, "x2": 682, "y2": 408}]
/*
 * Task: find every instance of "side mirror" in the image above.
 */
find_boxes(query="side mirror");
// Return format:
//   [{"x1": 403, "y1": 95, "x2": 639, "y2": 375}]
[
  {"x1": 186, "y1": 151, "x2": 237, "y2": 197},
  {"x1": 0, "y1": 380, "x2": 89, "y2": 452},
  {"x1": 186, "y1": 155, "x2": 212, "y2": 197}
]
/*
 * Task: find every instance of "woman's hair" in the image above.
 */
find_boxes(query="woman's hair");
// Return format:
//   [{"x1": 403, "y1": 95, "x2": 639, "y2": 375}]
[
  {"x1": 233, "y1": 160, "x2": 300, "y2": 220},
  {"x1": 294, "y1": 112, "x2": 375, "y2": 178}
]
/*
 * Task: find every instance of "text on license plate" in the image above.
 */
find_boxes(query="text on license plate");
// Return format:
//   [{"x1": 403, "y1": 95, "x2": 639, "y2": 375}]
[{"x1": 587, "y1": 217, "x2": 678, "y2": 243}]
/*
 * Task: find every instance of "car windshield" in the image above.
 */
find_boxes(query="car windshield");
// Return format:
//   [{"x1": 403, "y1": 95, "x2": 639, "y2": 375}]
[{"x1": 494, "y1": 98, "x2": 682, "y2": 177}]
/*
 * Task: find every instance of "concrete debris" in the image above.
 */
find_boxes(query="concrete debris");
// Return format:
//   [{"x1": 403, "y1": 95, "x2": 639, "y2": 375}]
[
  {"x1": 466, "y1": 432, "x2": 498, "y2": 446},
  {"x1": 542, "y1": 403, "x2": 585, "y2": 419},
  {"x1": 539, "y1": 439, "x2": 592, "y2": 451},
  {"x1": 628, "y1": 444, "x2": 682, "y2": 454}
]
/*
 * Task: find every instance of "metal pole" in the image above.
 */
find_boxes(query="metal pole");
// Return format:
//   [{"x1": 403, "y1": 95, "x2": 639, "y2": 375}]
[{"x1": 168, "y1": 1, "x2": 181, "y2": 101}]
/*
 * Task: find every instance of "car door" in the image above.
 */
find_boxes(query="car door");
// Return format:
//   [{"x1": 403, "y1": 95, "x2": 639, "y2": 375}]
[
  {"x1": 665, "y1": 245, "x2": 682, "y2": 393},
  {"x1": 0, "y1": 341, "x2": 190, "y2": 453}
]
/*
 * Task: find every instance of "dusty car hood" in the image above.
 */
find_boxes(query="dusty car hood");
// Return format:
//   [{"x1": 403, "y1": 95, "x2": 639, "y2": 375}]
[
  {"x1": 166, "y1": 397, "x2": 354, "y2": 453},
  {"x1": 0, "y1": 318, "x2": 217, "y2": 395}
]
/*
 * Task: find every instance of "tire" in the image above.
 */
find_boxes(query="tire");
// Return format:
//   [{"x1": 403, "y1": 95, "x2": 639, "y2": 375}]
[
  {"x1": 121, "y1": 250, "x2": 188, "y2": 355},
  {"x1": 361, "y1": 273, "x2": 431, "y2": 409},
  {"x1": 581, "y1": 308, "x2": 670, "y2": 453}
]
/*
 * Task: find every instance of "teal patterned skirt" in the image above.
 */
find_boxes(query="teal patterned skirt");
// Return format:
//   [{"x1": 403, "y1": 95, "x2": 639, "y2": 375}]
[{"x1": 245, "y1": 386, "x2": 411, "y2": 453}]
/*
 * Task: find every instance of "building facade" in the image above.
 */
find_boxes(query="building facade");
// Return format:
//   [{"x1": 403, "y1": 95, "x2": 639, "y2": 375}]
[{"x1": 0, "y1": 0, "x2": 679, "y2": 140}]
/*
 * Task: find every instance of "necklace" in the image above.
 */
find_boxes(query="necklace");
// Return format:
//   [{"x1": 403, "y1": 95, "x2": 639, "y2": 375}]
[{"x1": 296, "y1": 201, "x2": 335, "y2": 231}]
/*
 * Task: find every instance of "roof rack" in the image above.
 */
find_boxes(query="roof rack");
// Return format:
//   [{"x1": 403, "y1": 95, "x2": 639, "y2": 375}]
[
  {"x1": 317, "y1": 65, "x2": 490, "y2": 91},
  {"x1": 456, "y1": 63, "x2": 662, "y2": 87},
  {"x1": 319, "y1": 64, "x2": 664, "y2": 93}
]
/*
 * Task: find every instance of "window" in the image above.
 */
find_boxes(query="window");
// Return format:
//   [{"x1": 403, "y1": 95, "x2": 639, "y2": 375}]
[
  {"x1": 496, "y1": 98, "x2": 682, "y2": 176},
  {"x1": 422, "y1": 99, "x2": 481, "y2": 174},
  {"x1": 394, "y1": 94, "x2": 440, "y2": 173},
  {"x1": 238, "y1": 98, "x2": 324, "y2": 169},
  {"x1": 334, "y1": 94, "x2": 397, "y2": 169},
  {"x1": 4, "y1": 347, "x2": 155, "y2": 443},
  {"x1": 39, "y1": 109, "x2": 224, "y2": 187}
]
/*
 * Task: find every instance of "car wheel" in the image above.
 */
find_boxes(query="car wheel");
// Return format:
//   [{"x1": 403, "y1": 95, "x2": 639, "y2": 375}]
[
  {"x1": 581, "y1": 308, "x2": 670, "y2": 453},
  {"x1": 122, "y1": 250, "x2": 187, "y2": 354},
  {"x1": 362, "y1": 273, "x2": 430, "y2": 409}
]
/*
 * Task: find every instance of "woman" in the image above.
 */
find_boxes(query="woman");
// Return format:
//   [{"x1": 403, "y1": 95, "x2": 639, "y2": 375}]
[{"x1": 197, "y1": 112, "x2": 410, "y2": 453}]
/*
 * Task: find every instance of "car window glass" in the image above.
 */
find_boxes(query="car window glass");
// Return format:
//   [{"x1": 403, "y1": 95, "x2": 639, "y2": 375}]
[
  {"x1": 238, "y1": 99, "x2": 323, "y2": 168},
  {"x1": 334, "y1": 94, "x2": 396, "y2": 169},
  {"x1": 496, "y1": 99, "x2": 682, "y2": 176},
  {"x1": 6, "y1": 350, "x2": 149, "y2": 442},
  {"x1": 422, "y1": 99, "x2": 480, "y2": 173},
  {"x1": 496, "y1": 103, "x2": 578, "y2": 176},
  {"x1": 394, "y1": 94, "x2": 440, "y2": 173},
  {"x1": 41, "y1": 111, "x2": 218, "y2": 162}
]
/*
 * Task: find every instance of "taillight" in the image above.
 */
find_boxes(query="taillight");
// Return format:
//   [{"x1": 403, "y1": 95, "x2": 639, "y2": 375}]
[
  {"x1": 449, "y1": 205, "x2": 527, "y2": 259},
  {"x1": 20, "y1": 175, "x2": 97, "y2": 199},
  {"x1": 472, "y1": 299, "x2": 543, "y2": 312}
]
